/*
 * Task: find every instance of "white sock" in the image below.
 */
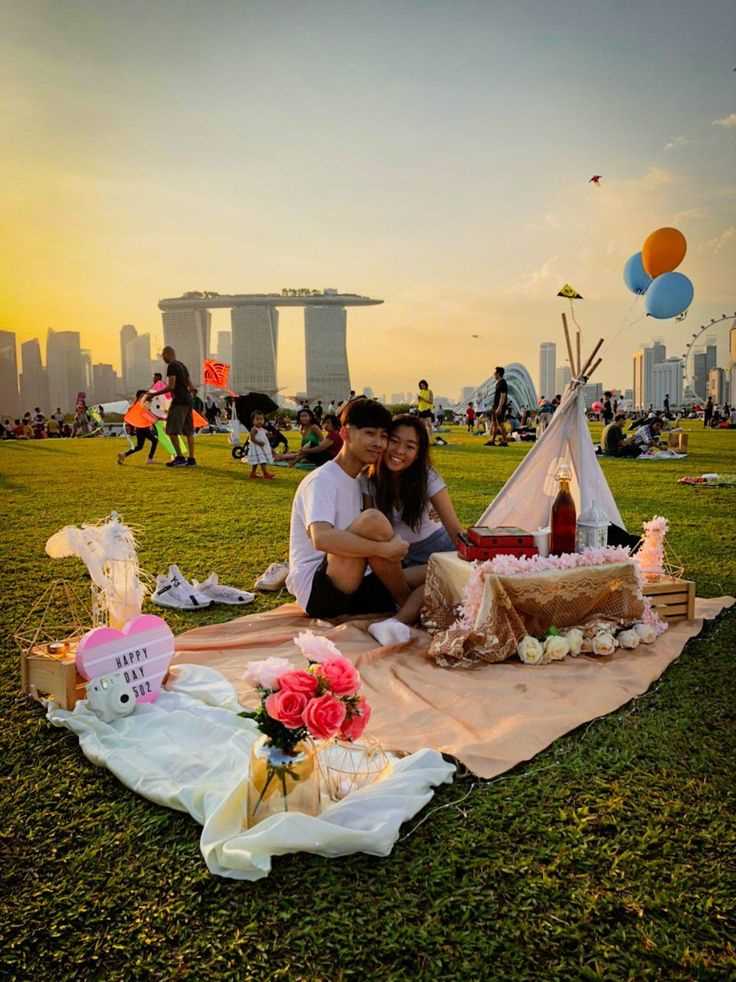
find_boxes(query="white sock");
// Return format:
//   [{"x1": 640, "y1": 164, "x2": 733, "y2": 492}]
[{"x1": 368, "y1": 618, "x2": 412, "y2": 647}]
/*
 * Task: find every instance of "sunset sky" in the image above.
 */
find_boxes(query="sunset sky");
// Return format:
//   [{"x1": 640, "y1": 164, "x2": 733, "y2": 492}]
[{"x1": 2, "y1": 0, "x2": 735, "y2": 397}]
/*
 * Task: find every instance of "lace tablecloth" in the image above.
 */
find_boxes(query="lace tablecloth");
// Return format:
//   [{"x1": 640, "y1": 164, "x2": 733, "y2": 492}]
[{"x1": 422, "y1": 552, "x2": 644, "y2": 668}]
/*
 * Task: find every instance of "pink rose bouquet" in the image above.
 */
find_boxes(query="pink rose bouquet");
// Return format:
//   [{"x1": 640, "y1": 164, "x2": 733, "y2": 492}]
[{"x1": 240, "y1": 630, "x2": 373, "y2": 751}]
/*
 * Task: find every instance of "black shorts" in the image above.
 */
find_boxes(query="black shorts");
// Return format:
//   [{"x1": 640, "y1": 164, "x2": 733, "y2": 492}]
[
  {"x1": 418, "y1": 410, "x2": 433, "y2": 419},
  {"x1": 166, "y1": 404, "x2": 194, "y2": 437},
  {"x1": 305, "y1": 558, "x2": 396, "y2": 619}
]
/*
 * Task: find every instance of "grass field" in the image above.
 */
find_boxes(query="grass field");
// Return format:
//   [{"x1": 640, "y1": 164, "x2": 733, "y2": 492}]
[{"x1": 1, "y1": 424, "x2": 735, "y2": 980}]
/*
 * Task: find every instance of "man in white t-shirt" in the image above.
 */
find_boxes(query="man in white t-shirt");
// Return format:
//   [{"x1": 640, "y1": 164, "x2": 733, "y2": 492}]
[{"x1": 286, "y1": 399, "x2": 425, "y2": 646}]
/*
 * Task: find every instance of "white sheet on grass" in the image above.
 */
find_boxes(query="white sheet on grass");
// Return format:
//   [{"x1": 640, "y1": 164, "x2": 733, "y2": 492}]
[{"x1": 47, "y1": 664, "x2": 455, "y2": 881}]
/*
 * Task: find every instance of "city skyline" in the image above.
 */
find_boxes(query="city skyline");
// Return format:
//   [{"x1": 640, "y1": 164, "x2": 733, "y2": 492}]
[{"x1": 2, "y1": 2, "x2": 734, "y2": 398}]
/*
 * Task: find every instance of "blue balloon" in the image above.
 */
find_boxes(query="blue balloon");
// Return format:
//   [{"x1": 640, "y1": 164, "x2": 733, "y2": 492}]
[
  {"x1": 645, "y1": 271, "x2": 694, "y2": 319},
  {"x1": 623, "y1": 252, "x2": 652, "y2": 295}
]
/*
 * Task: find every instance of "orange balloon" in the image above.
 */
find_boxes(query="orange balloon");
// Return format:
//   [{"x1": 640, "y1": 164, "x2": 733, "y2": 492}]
[{"x1": 641, "y1": 227, "x2": 687, "y2": 278}]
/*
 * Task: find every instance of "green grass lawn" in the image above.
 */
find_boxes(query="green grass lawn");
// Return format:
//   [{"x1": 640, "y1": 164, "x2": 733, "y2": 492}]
[{"x1": 1, "y1": 424, "x2": 735, "y2": 980}]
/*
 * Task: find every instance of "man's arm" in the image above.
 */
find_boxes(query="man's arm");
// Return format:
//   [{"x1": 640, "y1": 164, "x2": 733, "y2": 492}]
[{"x1": 310, "y1": 522, "x2": 407, "y2": 561}]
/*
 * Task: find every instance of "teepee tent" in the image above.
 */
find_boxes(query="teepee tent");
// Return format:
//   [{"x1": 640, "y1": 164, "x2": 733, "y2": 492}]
[{"x1": 478, "y1": 322, "x2": 624, "y2": 532}]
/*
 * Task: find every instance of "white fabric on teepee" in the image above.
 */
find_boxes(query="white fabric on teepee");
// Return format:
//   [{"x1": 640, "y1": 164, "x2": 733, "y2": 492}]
[{"x1": 477, "y1": 382, "x2": 624, "y2": 531}]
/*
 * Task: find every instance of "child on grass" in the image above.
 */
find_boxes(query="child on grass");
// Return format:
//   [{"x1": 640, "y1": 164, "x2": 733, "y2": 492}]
[{"x1": 247, "y1": 411, "x2": 274, "y2": 479}]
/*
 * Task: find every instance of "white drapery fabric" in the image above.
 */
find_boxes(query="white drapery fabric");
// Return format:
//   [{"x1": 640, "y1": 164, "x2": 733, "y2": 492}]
[
  {"x1": 47, "y1": 664, "x2": 455, "y2": 881},
  {"x1": 478, "y1": 381, "x2": 624, "y2": 531}
]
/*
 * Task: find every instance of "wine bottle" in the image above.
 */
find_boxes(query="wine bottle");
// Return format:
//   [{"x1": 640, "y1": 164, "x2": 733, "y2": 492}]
[{"x1": 550, "y1": 468, "x2": 577, "y2": 555}]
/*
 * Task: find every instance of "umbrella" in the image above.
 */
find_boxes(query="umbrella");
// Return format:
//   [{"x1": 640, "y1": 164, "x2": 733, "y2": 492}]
[{"x1": 234, "y1": 393, "x2": 279, "y2": 425}]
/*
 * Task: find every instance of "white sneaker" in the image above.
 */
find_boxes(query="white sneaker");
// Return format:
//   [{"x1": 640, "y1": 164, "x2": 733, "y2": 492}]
[
  {"x1": 151, "y1": 566, "x2": 213, "y2": 610},
  {"x1": 368, "y1": 618, "x2": 412, "y2": 647},
  {"x1": 193, "y1": 574, "x2": 255, "y2": 605},
  {"x1": 254, "y1": 562, "x2": 289, "y2": 591}
]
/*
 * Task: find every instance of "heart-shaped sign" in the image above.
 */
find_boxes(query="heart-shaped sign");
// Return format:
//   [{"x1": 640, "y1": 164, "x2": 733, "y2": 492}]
[{"x1": 76, "y1": 614, "x2": 174, "y2": 704}]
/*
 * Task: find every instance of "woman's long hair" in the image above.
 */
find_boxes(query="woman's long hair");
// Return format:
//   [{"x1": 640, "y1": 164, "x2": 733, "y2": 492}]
[{"x1": 373, "y1": 414, "x2": 431, "y2": 532}]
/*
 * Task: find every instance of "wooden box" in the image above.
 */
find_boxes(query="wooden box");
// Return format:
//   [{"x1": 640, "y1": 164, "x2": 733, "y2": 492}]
[
  {"x1": 642, "y1": 576, "x2": 695, "y2": 622},
  {"x1": 21, "y1": 642, "x2": 87, "y2": 709}
]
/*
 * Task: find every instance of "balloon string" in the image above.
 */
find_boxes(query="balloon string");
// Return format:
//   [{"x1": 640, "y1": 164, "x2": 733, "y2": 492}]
[{"x1": 610, "y1": 307, "x2": 646, "y2": 344}]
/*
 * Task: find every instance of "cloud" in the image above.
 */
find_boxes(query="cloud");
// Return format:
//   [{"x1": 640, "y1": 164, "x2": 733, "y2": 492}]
[
  {"x1": 664, "y1": 136, "x2": 690, "y2": 151},
  {"x1": 509, "y1": 256, "x2": 559, "y2": 294},
  {"x1": 701, "y1": 226, "x2": 735, "y2": 255},
  {"x1": 712, "y1": 113, "x2": 736, "y2": 128},
  {"x1": 673, "y1": 207, "x2": 708, "y2": 222}
]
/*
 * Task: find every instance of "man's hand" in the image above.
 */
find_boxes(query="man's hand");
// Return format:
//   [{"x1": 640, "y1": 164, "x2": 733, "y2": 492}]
[{"x1": 379, "y1": 534, "x2": 409, "y2": 562}]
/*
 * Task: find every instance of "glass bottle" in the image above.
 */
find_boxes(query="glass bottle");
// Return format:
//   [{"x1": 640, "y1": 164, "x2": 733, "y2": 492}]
[
  {"x1": 245, "y1": 735, "x2": 321, "y2": 829},
  {"x1": 550, "y1": 465, "x2": 577, "y2": 556}
]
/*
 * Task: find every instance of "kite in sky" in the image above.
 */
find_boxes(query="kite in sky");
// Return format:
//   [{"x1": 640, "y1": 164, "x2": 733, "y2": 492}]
[
  {"x1": 557, "y1": 283, "x2": 583, "y2": 300},
  {"x1": 589, "y1": 175, "x2": 602, "y2": 185}
]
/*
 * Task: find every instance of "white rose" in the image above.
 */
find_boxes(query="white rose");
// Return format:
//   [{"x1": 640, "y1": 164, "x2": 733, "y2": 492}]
[
  {"x1": 634, "y1": 622, "x2": 657, "y2": 644},
  {"x1": 243, "y1": 656, "x2": 292, "y2": 690},
  {"x1": 543, "y1": 635, "x2": 570, "y2": 661},
  {"x1": 565, "y1": 628, "x2": 584, "y2": 656},
  {"x1": 517, "y1": 635, "x2": 545, "y2": 665},
  {"x1": 591, "y1": 632, "x2": 617, "y2": 656},
  {"x1": 617, "y1": 629, "x2": 640, "y2": 650}
]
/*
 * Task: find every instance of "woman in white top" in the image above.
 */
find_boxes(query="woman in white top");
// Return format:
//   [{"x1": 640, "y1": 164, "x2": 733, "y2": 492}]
[{"x1": 361, "y1": 414, "x2": 464, "y2": 566}]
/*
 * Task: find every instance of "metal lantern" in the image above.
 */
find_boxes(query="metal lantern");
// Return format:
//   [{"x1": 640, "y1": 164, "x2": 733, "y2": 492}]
[{"x1": 576, "y1": 502, "x2": 609, "y2": 552}]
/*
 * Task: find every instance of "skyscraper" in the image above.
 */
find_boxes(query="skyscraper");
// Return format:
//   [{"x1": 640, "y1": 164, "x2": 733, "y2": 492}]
[
  {"x1": 555, "y1": 364, "x2": 572, "y2": 394},
  {"x1": 693, "y1": 351, "x2": 708, "y2": 399},
  {"x1": 538, "y1": 342, "x2": 556, "y2": 400},
  {"x1": 230, "y1": 306, "x2": 278, "y2": 393},
  {"x1": 632, "y1": 351, "x2": 644, "y2": 409},
  {"x1": 641, "y1": 341, "x2": 666, "y2": 407},
  {"x1": 0, "y1": 331, "x2": 20, "y2": 417},
  {"x1": 20, "y1": 339, "x2": 49, "y2": 413},
  {"x1": 81, "y1": 349, "x2": 93, "y2": 395},
  {"x1": 652, "y1": 358, "x2": 683, "y2": 409},
  {"x1": 92, "y1": 364, "x2": 118, "y2": 404},
  {"x1": 120, "y1": 324, "x2": 137, "y2": 383},
  {"x1": 304, "y1": 306, "x2": 350, "y2": 401},
  {"x1": 216, "y1": 331, "x2": 232, "y2": 364},
  {"x1": 706, "y1": 343, "x2": 717, "y2": 375},
  {"x1": 708, "y1": 367, "x2": 727, "y2": 403},
  {"x1": 47, "y1": 329, "x2": 83, "y2": 411},
  {"x1": 123, "y1": 332, "x2": 152, "y2": 392},
  {"x1": 161, "y1": 308, "x2": 211, "y2": 386}
]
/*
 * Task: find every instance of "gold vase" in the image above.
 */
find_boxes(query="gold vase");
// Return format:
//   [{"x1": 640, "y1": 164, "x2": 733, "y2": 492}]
[{"x1": 246, "y1": 734, "x2": 321, "y2": 828}]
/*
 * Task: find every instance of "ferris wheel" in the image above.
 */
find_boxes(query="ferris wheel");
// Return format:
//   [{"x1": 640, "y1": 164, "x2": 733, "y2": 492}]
[{"x1": 680, "y1": 311, "x2": 736, "y2": 380}]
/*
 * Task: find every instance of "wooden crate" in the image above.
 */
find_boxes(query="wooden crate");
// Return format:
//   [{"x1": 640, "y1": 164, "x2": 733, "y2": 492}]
[
  {"x1": 642, "y1": 576, "x2": 695, "y2": 622},
  {"x1": 21, "y1": 642, "x2": 87, "y2": 709}
]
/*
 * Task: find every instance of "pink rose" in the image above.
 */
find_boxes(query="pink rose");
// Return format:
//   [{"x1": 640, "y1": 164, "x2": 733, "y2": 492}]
[
  {"x1": 265, "y1": 690, "x2": 308, "y2": 729},
  {"x1": 276, "y1": 669, "x2": 318, "y2": 697},
  {"x1": 339, "y1": 697, "x2": 372, "y2": 742},
  {"x1": 302, "y1": 693, "x2": 347, "y2": 740},
  {"x1": 319, "y1": 657, "x2": 361, "y2": 696}
]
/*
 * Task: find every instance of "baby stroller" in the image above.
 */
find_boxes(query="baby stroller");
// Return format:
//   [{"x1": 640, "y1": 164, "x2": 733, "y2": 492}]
[{"x1": 230, "y1": 392, "x2": 282, "y2": 460}]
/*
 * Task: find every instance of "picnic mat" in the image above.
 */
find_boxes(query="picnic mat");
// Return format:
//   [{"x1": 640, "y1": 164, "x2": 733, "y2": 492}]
[{"x1": 173, "y1": 597, "x2": 734, "y2": 779}]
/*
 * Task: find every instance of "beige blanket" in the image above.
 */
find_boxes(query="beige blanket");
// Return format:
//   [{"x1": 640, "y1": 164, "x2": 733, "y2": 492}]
[{"x1": 173, "y1": 598, "x2": 734, "y2": 779}]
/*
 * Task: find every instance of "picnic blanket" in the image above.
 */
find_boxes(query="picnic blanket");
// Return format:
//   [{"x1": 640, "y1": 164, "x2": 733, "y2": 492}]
[{"x1": 173, "y1": 597, "x2": 734, "y2": 779}]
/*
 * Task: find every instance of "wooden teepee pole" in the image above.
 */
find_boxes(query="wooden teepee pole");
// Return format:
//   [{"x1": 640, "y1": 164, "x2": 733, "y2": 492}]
[
  {"x1": 580, "y1": 338, "x2": 604, "y2": 379},
  {"x1": 561, "y1": 313, "x2": 577, "y2": 376}
]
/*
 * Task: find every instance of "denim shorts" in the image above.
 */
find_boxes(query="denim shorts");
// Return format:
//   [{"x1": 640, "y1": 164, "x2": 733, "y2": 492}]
[{"x1": 404, "y1": 527, "x2": 455, "y2": 566}]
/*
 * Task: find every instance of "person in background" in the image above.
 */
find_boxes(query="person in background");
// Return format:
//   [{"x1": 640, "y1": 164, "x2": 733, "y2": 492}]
[
  {"x1": 295, "y1": 413, "x2": 343, "y2": 467},
  {"x1": 46, "y1": 415, "x2": 60, "y2": 438},
  {"x1": 246, "y1": 410, "x2": 274, "y2": 479},
  {"x1": 486, "y1": 367, "x2": 508, "y2": 446},
  {"x1": 465, "y1": 402, "x2": 476, "y2": 432},
  {"x1": 704, "y1": 396, "x2": 713, "y2": 428},
  {"x1": 633, "y1": 417, "x2": 663, "y2": 451},
  {"x1": 416, "y1": 379, "x2": 434, "y2": 438},
  {"x1": 600, "y1": 414, "x2": 640, "y2": 457},
  {"x1": 274, "y1": 408, "x2": 323, "y2": 465},
  {"x1": 191, "y1": 388, "x2": 204, "y2": 414},
  {"x1": 0, "y1": 418, "x2": 10, "y2": 439},
  {"x1": 32, "y1": 408, "x2": 47, "y2": 439},
  {"x1": 314, "y1": 400, "x2": 323, "y2": 423},
  {"x1": 152, "y1": 372, "x2": 163, "y2": 386},
  {"x1": 14, "y1": 418, "x2": 27, "y2": 439},
  {"x1": 327, "y1": 399, "x2": 336, "y2": 415},
  {"x1": 264, "y1": 418, "x2": 289, "y2": 454},
  {"x1": 602, "y1": 392, "x2": 613, "y2": 425},
  {"x1": 537, "y1": 396, "x2": 554, "y2": 435},
  {"x1": 50, "y1": 407, "x2": 65, "y2": 429},
  {"x1": 118, "y1": 391, "x2": 158, "y2": 465},
  {"x1": 663, "y1": 393, "x2": 671, "y2": 418},
  {"x1": 204, "y1": 393, "x2": 219, "y2": 431},
  {"x1": 144, "y1": 346, "x2": 196, "y2": 467}
]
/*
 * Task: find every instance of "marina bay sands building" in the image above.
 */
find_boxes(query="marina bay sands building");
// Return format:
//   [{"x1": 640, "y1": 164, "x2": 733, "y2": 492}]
[{"x1": 159, "y1": 290, "x2": 382, "y2": 398}]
